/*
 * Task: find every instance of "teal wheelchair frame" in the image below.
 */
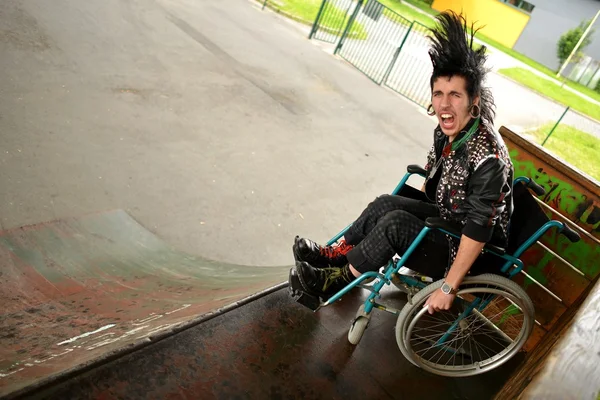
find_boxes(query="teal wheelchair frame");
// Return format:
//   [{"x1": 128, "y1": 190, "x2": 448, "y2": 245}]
[{"x1": 291, "y1": 165, "x2": 580, "y2": 377}]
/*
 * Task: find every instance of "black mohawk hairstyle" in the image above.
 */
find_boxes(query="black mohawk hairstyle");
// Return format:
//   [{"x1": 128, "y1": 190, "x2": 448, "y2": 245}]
[{"x1": 428, "y1": 10, "x2": 496, "y2": 125}]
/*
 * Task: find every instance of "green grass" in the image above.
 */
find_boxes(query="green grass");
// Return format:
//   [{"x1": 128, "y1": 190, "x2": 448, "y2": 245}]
[
  {"x1": 379, "y1": 0, "x2": 436, "y2": 28},
  {"x1": 529, "y1": 123, "x2": 600, "y2": 181},
  {"x1": 403, "y1": 0, "x2": 437, "y2": 16},
  {"x1": 566, "y1": 78, "x2": 600, "y2": 103},
  {"x1": 268, "y1": 0, "x2": 368, "y2": 40},
  {"x1": 499, "y1": 67, "x2": 600, "y2": 121}
]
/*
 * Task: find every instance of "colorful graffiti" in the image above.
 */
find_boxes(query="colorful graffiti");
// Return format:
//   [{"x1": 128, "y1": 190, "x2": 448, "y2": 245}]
[
  {"x1": 509, "y1": 149, "x2": 600, "y2": 279},
  {"x1": 510, "y1": 149, "x2": 600, "y2": 235}
]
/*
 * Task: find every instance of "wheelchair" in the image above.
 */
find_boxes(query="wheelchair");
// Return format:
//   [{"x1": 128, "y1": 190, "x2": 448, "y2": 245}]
[{"x1": 289, "y1": 164, "x2": 581, "y2": 377}]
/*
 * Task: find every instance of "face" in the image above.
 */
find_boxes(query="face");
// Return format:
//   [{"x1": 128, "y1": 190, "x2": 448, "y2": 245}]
[{"x1": 431, "y1": 75, "x2": 479, "y2": 141}]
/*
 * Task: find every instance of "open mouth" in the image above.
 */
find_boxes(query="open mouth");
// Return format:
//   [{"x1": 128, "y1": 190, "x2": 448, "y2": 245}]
[{"x1": 440, "y1": 113, "x2": 455, "y2": 129}]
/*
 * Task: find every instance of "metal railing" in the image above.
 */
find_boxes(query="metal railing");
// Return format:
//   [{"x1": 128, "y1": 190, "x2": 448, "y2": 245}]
[
  {"x1": 309, "y1": 0, "x2": 432, "y2": 109},
  {"x1": 337, "y1": 4, "x2": 412, "y2": 85},
  {"x1": 383, "y1": 21, "x2": 432, "y2": 108},
  {"x1": 309, "y1": 0, "x2": 357, "y2": 44}
]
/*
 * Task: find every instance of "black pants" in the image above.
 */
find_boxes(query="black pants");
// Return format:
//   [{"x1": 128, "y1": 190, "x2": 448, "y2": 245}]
[{"x1": 344, "y1": 188, "x2": 450, "y2": 280}]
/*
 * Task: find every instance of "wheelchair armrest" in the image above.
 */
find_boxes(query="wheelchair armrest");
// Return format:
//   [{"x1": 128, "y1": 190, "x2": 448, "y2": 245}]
[
  {"x1": 425, "y1": 217, "x2": 506, "y2": 255},
  {"x1": 407, "y1": 164, "x2": 427, "y2": 177},
  {"x1": 425, "y1": 217, "x2": 462, "y2": 236}
]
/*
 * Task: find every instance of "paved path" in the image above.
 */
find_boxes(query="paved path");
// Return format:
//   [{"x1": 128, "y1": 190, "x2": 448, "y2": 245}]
[
  {"x1": 0, "y1": 0, "x2": 437, "y2": 268},
  {"x1": 489, "y1": 73, "x2": 600, "y2": 138}
]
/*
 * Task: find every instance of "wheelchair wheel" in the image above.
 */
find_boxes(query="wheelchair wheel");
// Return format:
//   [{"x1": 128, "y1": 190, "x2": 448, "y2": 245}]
[
  {"x1": 348, "y1": 317, "x2": 369, "y2": 345},
  {"x1": 395, "y1": 274, "x2": 534, "y2": 377},
  {"x1": 348, "y1": 304, "x2": 371, "y2": 345}
]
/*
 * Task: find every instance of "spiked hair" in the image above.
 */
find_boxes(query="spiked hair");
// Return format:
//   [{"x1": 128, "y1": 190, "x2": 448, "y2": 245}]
[{"x1": 428, "y1": 11, "x2": 496, "y2": 125}]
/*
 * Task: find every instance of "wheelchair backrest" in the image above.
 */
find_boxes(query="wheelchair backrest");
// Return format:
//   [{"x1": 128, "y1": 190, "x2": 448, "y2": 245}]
[{"x1": 506, "y1": 182, "x2": 550, "y2": 254}]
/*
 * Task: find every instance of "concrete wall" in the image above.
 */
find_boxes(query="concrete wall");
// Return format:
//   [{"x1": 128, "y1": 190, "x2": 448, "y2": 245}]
[
  {"x1": 432, "y1": 0, "x2": 531, "y2": 48},
  {"x1": 513, "y1": 0, "x2": 600, "y2": 71}
]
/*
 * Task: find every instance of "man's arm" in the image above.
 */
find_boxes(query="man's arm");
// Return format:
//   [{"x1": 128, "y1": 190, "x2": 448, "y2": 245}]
[
  {"x1": 444, "y1": 235, "x2": 485, "y2": 287},
  {"x1": 425, "y1": 235, "x2": 484, "y2": 313},
  {"x1": 425, "y1": 157, "x2": 510, "y2": 314}
]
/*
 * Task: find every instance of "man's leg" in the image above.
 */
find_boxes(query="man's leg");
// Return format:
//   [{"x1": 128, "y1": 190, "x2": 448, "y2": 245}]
[
  {"x1": 291, "y1": 208, "x2": 449, "y2": 301},
  {"x1": 346, "y1": 209, "x2": 450, "y2": 280},
  {"x1": 294, "y1": 194, "x2": 438, "y2": 267},
  {"x1": 344, "y1": 194, "x2": 438, "y2": 245}
]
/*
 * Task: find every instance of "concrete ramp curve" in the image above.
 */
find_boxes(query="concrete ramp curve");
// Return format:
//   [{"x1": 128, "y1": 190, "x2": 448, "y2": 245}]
[{"x1": 0, "y1": 210, "x2": 289, "y2": 397}]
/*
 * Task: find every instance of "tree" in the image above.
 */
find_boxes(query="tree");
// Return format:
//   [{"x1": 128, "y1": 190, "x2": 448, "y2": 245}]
[{"x1": 556, "y1": 19, "x2": 595, "y2": 67}]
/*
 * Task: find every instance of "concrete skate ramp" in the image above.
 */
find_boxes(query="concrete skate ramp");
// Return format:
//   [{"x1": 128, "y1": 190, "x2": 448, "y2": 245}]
[{"x1": 0, "y1": 210, "x2": 288, "y2": 397}]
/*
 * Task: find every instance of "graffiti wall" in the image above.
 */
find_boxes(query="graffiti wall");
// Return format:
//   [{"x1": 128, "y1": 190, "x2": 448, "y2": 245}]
[{"x1": 500, "y1": 126, "x2": 600, "y2": 351}]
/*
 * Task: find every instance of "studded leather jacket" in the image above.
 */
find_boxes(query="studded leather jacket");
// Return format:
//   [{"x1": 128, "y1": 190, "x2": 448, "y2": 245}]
[{"x1": 423, "y1": 118, "x2": 514, "y2": 266}]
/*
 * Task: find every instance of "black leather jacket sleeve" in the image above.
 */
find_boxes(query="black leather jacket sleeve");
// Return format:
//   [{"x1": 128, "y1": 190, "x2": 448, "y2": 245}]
[{"x1": 463, "y1": 157, "x2": 510, "y2": 243}]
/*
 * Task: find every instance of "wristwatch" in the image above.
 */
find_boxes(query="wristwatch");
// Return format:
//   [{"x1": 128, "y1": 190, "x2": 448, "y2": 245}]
[{"x1": 441, "y1": 281, "x2": 457, "y2": 295}]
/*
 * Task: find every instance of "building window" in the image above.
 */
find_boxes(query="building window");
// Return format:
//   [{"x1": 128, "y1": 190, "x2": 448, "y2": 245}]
[{"x1": 499, "y1": 0, "x2": 535, "y2": 14}]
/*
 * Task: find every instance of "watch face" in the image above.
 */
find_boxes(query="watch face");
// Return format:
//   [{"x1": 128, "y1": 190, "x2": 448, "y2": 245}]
[{"x1": 441, "y1": 283, "x2": 451, "y2": 294}]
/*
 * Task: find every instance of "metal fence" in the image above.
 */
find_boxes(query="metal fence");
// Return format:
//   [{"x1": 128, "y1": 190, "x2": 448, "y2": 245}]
[
  {"x1": 567, "y1": 54, "x2": 600, "y2": 90},
  {"x1": 309, "y1": 0, "x2": 432, "y2": 108},
  {"x1": 309, "y1": 0, "x2": 357, "y2": 44},
  {"x1": 383, "y1": 21, "x2": 432, "y2": 107},
  {"x1": 336, "y1": 4, "x2": 412, "y2": 85}
]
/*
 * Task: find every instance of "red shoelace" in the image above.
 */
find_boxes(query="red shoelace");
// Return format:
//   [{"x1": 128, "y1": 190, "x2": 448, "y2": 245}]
[{"x1": 319, "y1": 240, "x2": 353, "y2": 259}]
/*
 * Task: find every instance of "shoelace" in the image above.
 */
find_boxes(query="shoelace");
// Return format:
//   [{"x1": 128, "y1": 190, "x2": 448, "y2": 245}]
[
  {"x1": 320, "y1": 267, "x2": 351, "y2": 292},
  {"x1": 319, "y1": 241, "x2": 353, "y2": 259}
]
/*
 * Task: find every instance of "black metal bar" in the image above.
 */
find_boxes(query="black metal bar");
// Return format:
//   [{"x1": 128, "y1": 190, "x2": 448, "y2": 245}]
[
  {"x1": 334, "y1": 0, "x2": 355, "y2": 38},
  {"x1": 334, "y1": 0, "x2": 365, "y2": 54},
  {"x1": 364, "y1": 5, "x2": 397, "y2": 83},
  {"x1": 354, "y1": 2, "x2": 385, "y2": 79},
  {"x1": 381, "y1": 21, "x2": 413, "y2": 85},
  {"x1": 405, "y1": 23, "x2": 430, "y2": 107},
  {"x1": 309, "y1": 0, "x2": 329, "y2": 39},
  {"x1": 318, "y1": 0, "x2": 336, "y2": 40},
  {"x1": 316, "y1": 0, "x2": 346, "y2": 43}
]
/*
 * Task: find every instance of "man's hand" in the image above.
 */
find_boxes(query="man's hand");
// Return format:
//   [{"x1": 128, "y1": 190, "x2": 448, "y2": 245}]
[{"x1": 424, "y1": 289, "x2": 455, "y2": 314}]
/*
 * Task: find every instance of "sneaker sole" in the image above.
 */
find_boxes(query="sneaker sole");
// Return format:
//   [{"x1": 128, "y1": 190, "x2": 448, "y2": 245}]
[
  {"x1": 294, "y1": 262, "x2": 322, "y2": 299},
  {"x1": 288, "y1": 266, "x2": 322, "y2": 311}
]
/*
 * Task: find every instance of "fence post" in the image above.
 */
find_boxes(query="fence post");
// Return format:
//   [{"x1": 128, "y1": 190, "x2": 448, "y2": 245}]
[
  {"x1": 542, "y1": 106, "x2": 570, "y2": 147},
  {"x1": 584, "y1": 64, "x2": 600, "y2": 88},
  {"x1": 309, "y1": 0, "x2": 329, "y2": 39},
  {"x1": 380, "y1": 21, "x2": 414, "y2": 85},
  {"x1": 334, "y1": 0, "x2": 365, "y2": 55},
  {"x1": 576, "y1": 58, "x2": 593, "y2": 85}
]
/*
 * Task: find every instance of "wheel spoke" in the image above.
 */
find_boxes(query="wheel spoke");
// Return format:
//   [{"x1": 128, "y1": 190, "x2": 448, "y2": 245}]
[
  {"x1": 413, "y1": 330, "x2": 469, "y2": 355},
  {"x1": 399, "y1": 277, "x2": 533, "y2": 377}
]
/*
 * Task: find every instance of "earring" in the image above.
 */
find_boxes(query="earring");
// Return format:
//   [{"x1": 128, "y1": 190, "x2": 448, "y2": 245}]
[
  {"x1": 470, "y1": 104, "x2": 481, "y2": 118},
  {"x1": 427, "y1": 104, "x2": 436, "y2": 116}
]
